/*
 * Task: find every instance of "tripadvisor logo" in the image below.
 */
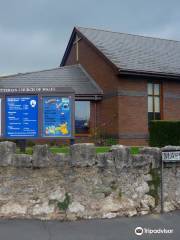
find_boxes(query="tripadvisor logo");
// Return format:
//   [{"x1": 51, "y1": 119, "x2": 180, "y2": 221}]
[
  {"x1": 135, "y1": 227, "x2": 143, "y2": 236},
  {"x1": 135, "y1": 226, "x2": 173, "y2": 236}
]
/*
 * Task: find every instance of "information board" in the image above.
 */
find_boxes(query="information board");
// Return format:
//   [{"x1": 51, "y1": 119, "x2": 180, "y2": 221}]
[
  {"x1": 43, "y1": 96, "x2": 71, "y2": 137},
  {"x1": 5, "y1": 96, "x2": 38, "y2": 137}
]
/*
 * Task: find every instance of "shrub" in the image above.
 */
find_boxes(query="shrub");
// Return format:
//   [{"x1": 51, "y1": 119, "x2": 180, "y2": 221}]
[
  {"x1": 57, "y1": 193, "x2": 70, "y2": 211},
  {"x1": 147, "y1": 168, "x2": 160, "y2": 206},
  {"x1": 149, "y1": 120, "x2": 180, "y2": 147}
]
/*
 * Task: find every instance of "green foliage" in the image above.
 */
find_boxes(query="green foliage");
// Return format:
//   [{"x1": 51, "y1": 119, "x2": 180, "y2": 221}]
[
  {"x1": 16, "y1": 146, "x2": 112, "y2": 155},
  {"x1": 149, "y1": 120, "x2": 180, "y2": 147},
  {"x1": 93, "y1": 187, "x2": 111, "y2": 197},
  {"x1": 130, "y1": 147, "x2": 140, "y2": 155},
  {"x1": 147, "y1": 168, "x2": 160, "y2": 206},
  {"x1": 104, "y1": 137, "x2": 118, "y2": 146},
  {"x1": 118, "y1": 190, "x2": 122, "y2": 199},
  {"x1": 16, "y1": 145, "x2": 141, "y2": 156},
  {"x1": 49, "y1": 140, "x2": 58, "y2": 147},
  {"x1": 110, "y1": 181, "x2": 118, "y2": 191},
  {"x1": 96, "y1": 146, "x2": 110, "y2": 153},
  {"x1": 16, "y1": 147, "x2": 33, "y2": 155},
  {"x1": 94, "y1": 134, "x2": 118, "y2": 146},
  {"x1": 50, "y1": 146, "x2": 70, "y2": 154},
  {"x1": 27, "y1": 141, "x2": 35, "y2": 147},
  {"x1": 57, "y1": 193, "x2": 70, "y2": 211}
]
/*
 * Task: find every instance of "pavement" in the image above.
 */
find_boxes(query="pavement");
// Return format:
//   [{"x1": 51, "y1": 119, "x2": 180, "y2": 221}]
[{"x1": 0, "y1": 211, "x2": 179, "y2": 240}]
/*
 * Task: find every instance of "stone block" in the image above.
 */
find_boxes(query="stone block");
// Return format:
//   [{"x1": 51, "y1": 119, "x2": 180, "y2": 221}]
[
  {"x1": 140, "y1": 194, "x2": 155, "y2": 210},
  {"x1": 96, "y1": 153, "x2": 108, "y2": 168},
  {"x1": 161, "y1": 146, "x2": 180, "y2": 151},
  {"x1": 68, "y1": 201, "x2": 85, "y2": 214},
  {"x1": 53, "y1": 153, "x2": 70, "y2": 167},
  {"x1": 48, "y1": 187, "x2": 66, "y2": 202},
  {"x1": 12, "y1": 154, "x2": 32, "y2": 168},
  {"x1": 32, "y1": 202, "x2": 55, "y2": 216},
  {"x1": 0, "y1": 203, "x2": 27, "y2": 216},
  {"x1": 70, "y1": 143, "x2": 96, "y2": 167},
  {"x1": 132, "y1": 154, "x2": 153, "y2": 168},
  {"x1": 0, "y1": 141, "x2": 16, "y2": 166},
  {"x1": 136, "y1": 182, "x2": 149, "y2": 198},
  {"x1": 32, "y1": 145, "x2": 54, "y2": 167},
  {"x1": 110, "y1": 145, "x2": 131, "y2": 169},
  {"x1": 140, "y1": 147, "x2": 161, "y2": 168}
]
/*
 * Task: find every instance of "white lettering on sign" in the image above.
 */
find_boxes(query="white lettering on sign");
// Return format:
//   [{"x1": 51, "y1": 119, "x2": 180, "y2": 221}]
[
  {"x1": 0, "y1": 87, "x2": 57, "y2": 93},
  {"x1": 162, "y1": 151, "x2": 180, "y2": 162}
]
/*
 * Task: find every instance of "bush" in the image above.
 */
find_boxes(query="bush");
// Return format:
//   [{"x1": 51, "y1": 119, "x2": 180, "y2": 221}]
[
  {"x1": 149, "y1": 120, "x2": 180, "y2": 147},
  {"x1": 57, "y1": 193, "x2": 70, "y2": 211}
]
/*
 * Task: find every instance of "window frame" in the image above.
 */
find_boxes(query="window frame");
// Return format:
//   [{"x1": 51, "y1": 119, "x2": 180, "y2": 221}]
[
  {"x1": 147, "y1": 81, "x2": 163, "y2": 123},
  {"x1": 75, "y1": 100, "x2": 91, "y2": 136}
]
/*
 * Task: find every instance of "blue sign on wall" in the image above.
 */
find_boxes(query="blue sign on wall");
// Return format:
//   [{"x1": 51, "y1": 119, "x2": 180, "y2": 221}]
[
  {"x1": 43, "y1": 97, "x2": 71, "y2": 137},
  {"x1": 5, "y1": 96, "x2": 38, "y2": 137}
]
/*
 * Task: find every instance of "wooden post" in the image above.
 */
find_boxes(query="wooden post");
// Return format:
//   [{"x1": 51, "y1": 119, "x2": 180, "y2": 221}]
[{"x1": 70, "y1": 138, "x2": 75, "y2": 145}]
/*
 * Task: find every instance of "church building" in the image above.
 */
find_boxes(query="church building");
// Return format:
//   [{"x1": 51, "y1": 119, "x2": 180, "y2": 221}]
[{"x1": 1, "y1": 26, "x2": 180, "y2": 145}]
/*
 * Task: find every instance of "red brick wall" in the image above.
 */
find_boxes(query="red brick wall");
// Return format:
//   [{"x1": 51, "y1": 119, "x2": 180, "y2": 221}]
[
  {"x1": 163, "y1": 80, "x2": 180, "y2": 120},
  {"x1": 65, "y1": 36, "x2": 120, "y2": 137},
  {"x1": 63, "y1": 34, "x2": 180, "y2": 146},
  {"x1": 118, "y1": 95, "x2": 148, "y2": 131}
]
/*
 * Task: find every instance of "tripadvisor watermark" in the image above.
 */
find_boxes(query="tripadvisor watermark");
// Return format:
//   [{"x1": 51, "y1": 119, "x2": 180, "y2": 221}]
[{"x1": 135, "y1": 226, "x2": 173, "y2": 236}]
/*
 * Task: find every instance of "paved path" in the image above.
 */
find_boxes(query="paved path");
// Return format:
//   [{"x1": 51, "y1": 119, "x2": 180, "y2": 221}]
[{"x1": 0, "y1": 211, "x2": 179, "y2": 240}]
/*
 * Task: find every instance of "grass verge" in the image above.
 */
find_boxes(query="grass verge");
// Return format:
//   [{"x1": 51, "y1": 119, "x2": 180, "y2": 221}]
[{"x1": 16, "y1": 146, "x2": 140, "y2": 155}]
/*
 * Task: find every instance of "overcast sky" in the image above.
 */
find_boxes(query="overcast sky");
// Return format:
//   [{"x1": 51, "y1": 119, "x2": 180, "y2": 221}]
[{"x1": 0, "y1": 0, "x2": 179, "y2": 75}]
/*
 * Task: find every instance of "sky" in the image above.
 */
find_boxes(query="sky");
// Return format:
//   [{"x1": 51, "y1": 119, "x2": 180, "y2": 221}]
[{"x1": 0, "y1": 0, "x2": 180, "y2": 75}]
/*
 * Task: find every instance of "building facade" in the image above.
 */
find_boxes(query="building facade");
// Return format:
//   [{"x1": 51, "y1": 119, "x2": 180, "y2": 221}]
[
  {"x1": 1, "y1": 26, "x2": 180, "y2": 146},
  {"x1": 60, "y1": 27, "x2": 180, "y2": 145}
]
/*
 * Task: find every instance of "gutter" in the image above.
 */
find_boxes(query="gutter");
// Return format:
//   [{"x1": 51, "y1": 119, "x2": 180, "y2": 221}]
[
  {"x1": 75, "y1": 94, "x2": 103, "y2": 101},
  {"x1": 118, "y1": 69, "x2": 180, "y2": 80}
]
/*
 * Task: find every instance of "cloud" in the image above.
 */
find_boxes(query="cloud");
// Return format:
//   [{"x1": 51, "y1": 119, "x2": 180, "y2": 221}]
[
  {"x1": 0, "y1": 0, "x2": 179, "y2": 75},
  {"x1": 141, "y1": 24, "x2": 180, "y2": 40}
]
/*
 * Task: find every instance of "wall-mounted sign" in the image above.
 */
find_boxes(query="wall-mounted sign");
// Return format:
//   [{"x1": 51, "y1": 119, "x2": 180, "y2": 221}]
[
  {"x1": 5, "y1": 96, "x2": 38, "y2": 138},
  {"x1": 43, "y1": 97, "x2": 71, "y2": 137},
  {"x1": 0, "y1": 87, "x2": 74, "y2": 139},
  {"x1": 0, "y1": 87, "x2": 58, "y2": 93},
  {"x1": 162, "y1": 151, "x2": 180, "y2": 162}
]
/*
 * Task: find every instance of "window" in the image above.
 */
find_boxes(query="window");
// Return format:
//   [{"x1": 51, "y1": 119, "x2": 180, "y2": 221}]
[
  {"x1": 75, "y1": 101, "x2": 90, "y2": 134},
  {"x1": 148, "y1": 83, "x2": 161, "y2": 124}
]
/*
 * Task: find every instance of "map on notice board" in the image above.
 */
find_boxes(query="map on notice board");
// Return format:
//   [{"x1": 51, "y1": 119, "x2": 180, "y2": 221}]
[{"x1": 43, "y1": 97, "x2": 71, "y2": 137}]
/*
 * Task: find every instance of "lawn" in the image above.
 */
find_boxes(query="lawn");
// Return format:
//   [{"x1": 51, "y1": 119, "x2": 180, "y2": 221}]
[{"x1": 16, "y1": 146, "x2": 139, "y2": 155}]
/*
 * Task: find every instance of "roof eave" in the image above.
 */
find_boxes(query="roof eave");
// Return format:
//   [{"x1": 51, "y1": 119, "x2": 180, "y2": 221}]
[
  {"x1": 60, "y1": 27, "x2": 119, "y2": 74},
  {"x1": 60, "y1": 27, "x2": 77, "y2": 66},
  {"x1": 118, "y1": 69, "x2": 180, "y2": 79}
]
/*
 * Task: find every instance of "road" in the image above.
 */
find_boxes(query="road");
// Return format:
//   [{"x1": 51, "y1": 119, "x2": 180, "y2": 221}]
[{"x1": 0, "y1": 211, "x2": 179, "y2": 240}]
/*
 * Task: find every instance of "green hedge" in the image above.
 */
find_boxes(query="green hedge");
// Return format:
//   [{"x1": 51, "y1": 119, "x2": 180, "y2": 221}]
[{"x1": 149, "y1": 120, "x2": 180, "y2": 147}]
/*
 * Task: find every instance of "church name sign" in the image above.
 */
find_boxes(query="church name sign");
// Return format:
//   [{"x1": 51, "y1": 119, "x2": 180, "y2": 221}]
[
  {"x1": 0, "y1": 87, "x2": 75, "y2": 139},
  {"x1": 0, "y1": 87, "x2": 58, "y2": 93}
]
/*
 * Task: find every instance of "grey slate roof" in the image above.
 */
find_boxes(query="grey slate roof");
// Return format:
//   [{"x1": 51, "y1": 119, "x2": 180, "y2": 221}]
[
  {"x1": 0, "y1": 64, "x2": 103, "y2": 95},
  {"x1": 76, "y1": 27, "x2": 180, "y2": 76}
]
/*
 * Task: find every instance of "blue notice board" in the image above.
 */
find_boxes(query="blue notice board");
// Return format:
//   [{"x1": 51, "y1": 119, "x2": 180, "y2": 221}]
[
  {"x1": 43, "y1": 97, "x2": 71, "y2": 137},
  {"x1": 5, "y1": 96, "x2": 38, "y2": 137}
]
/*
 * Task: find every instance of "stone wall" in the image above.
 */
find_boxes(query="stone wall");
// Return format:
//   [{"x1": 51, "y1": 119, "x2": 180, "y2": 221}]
[{"x1": 0, "y1": 141, "x2": 179, "y2": 220}]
